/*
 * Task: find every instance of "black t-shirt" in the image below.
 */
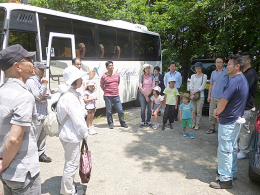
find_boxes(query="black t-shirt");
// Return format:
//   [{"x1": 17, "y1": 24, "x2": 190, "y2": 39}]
[{"x1": 243, "y1": 67, "x2": 258, "y2": 110}]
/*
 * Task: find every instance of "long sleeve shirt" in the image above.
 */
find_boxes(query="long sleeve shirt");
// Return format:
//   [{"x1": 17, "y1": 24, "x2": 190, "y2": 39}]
[
  {"x1": 100, "y1": 72, "x2": 120, "y2": 96},
  {"x1": 164, "y1": 71, "x2": 182, "y2": 89},
  {"x1": 57, "y1": 86, "x2": 88, "y2": 143},
  {"x1": 189, "y1": 74, "x2": 207, "y2": 98},
  {"x1": 26, "y1": 75, "x2": 51, "y2": 120},
  {"x1": 139, "y1": 74, "x2": 155, "y2": 95}
]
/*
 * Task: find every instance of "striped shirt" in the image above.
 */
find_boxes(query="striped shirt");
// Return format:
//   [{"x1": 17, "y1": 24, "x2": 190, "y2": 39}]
[
  {"x1": 26, "y1": 75, "x2": 51, "y2": 120},
  {"x1": 100, "y1": 72, "x2": 120, "y2": 96},
  {"x1": 0, "y1": 78, "x2": 40, "y2": 182}
]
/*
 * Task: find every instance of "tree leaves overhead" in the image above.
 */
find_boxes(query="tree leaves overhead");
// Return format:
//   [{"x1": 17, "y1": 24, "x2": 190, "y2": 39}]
[{"x1": 27, "y1": 0, "x2": 260, "y2": 75}]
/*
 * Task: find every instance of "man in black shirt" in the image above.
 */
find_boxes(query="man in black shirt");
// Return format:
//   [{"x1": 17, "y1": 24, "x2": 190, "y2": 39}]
[{"x1": 237, "y1": 52, "x2": 258, "y2": 159}]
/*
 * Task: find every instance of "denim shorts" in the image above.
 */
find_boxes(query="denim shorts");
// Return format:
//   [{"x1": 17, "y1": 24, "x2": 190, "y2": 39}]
[{"x1": 153, "y1": 104, "x2": 160, "y2": 112}]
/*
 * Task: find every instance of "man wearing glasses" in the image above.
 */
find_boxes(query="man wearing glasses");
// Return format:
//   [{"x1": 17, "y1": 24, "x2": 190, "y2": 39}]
[
  {"x1": 26, "y1": 61, "x2": 52, "y2": 163},
  {"x1": 0, "y1": 44, "x2": 41, "y2": 194},
  {"x1": 207, "y1": 56, "x2": 230, "y2": 134}
]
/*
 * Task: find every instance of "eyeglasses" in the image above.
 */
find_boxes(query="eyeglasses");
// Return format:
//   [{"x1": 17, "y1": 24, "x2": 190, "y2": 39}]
[{"x1": 19, "y1": 58, "x2": 34, "y2": 64}]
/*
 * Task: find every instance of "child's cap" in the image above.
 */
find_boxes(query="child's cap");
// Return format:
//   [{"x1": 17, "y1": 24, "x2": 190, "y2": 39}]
[
  {"x1": 86, "y1": 82, "x2": 95, "y2": 87},
  {"x1": 168, "y1": 77, "x2": 176, "y2": 83},
  {"x1": 181, "y1": 93, "x2": 190, "y2": 100},
  {"x1": 153, "y1": 86, "x2": 161, "y2": 93}
]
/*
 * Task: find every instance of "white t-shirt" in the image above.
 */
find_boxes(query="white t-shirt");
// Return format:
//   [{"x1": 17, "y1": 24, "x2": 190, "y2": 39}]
[
  {"x1": 85, "y1": 90, "x2": 96, "y2": 109},
  {"x1": 189, "y1": 74, "x2": 207, "y2": 98},
  {"x1": 151, "y1": 95, "x2": 164, "y2": 105}
]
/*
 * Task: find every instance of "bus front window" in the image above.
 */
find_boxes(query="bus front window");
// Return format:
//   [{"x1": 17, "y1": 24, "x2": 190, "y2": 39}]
[{"x1": 0, "y1": 8, "x2": 6, "y2": 51}]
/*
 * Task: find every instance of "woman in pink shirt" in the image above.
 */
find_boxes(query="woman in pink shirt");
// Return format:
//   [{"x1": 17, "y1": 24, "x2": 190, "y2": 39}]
[{"x1": 139, "y1": 64, "x2": 155, "y2": 127}]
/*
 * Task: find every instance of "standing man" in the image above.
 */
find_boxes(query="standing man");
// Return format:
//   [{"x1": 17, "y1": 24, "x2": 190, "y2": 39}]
[
  {"x1": 0, "y1": 45, "x2": 41, "y2": 194},
  {"x1": 26, "y1": 62, "x2": 52, "y2": 162},
  {"x1": 100, "y1": 61, "x2": 128, "y2": 129},
  {"x1": 164, "y1": 62, "x2": 182, "y2": 121},
  {"x1": 209, "y1": 54, "x2": 248, "y2": 189},
  {"x1": 237, "y1": 52, "x2": 258, "y2": 159},
  {"x1": 207, "y1": 56, "x2": 229, "y2": 134}
]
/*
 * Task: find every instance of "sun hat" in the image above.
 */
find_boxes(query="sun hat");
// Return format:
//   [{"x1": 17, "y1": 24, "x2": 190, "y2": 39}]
[
  {"x1": 63, "y1": 66, "x2": 87, "y2": 86},
  {"x1": 140, "y1": 63, "x2": 154, "y2": 74},
  {"x1": 195, "y1": 62, "x2": 203, "y2": 68},
  {"x1": 87, "y1": 82, "x2": 95, "y2": 87},
  {"x1": 168, "y1": 77, "x2": 176, "y2": 83},
  {"x1": 153, "y1": 86, "x2": 161, "y2": 93},
  {"x1": 0, "y1": 44, "x2": 36, "y2": 71},
  {"x1": 180, "y1": 93, "x2": 190, "y2": 100}
]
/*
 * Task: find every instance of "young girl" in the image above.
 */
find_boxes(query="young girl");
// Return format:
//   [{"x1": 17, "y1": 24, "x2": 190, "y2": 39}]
[
  {"x1": 162, "y1": 77, "x2": 179, "y2": 130},
  {"x1": 151, "y1": 86, "x2": 164, "y2": 129},
  {"x1": 179, "y1": 93, "x2": 194, "y2": 139},
  {"x1": 84, "y1": 82, "x2": 98, "y2": 135}
]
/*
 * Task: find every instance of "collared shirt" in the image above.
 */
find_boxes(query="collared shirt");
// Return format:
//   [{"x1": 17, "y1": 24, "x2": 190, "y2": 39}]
[
  {"x1": 100, "y1": 72, "x2": 120, "y2": 96},
  {"x1": 164, "y1": 71, "x2": 182, "y2": 89},
  {"x1": 57, "y1": 86, "x2": 88, "y2": 143},
  {"x1": 0, "y1": 78, "x2": 40, "y2": 182},
  {"x1": 26, "y1": 75, "x2": 51, "y2": 120},
  {"x1": 210, "y1": 67, "x2": 229, "y2": 99},
  {"x1": 139, "y1": 74, "x2": 155, "y2": 95}
]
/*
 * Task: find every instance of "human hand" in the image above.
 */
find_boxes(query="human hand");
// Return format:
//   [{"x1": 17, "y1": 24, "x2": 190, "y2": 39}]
[
  {"x1": 180, "y1": 117, "x2": 182, "y2": 122},
  {"x1": 145, "y1": 96, "x2": 150, "y2": 102},
  {"x1": 92, "y1": 67, "x2": 98, "y2": 72},
  {"x1": 190, "y1": 94, "x2": 194, "y2": 100},
  {"x1": 207, "y1": 97, "x2": 211, "y2": 103},
  {"x1": 164, "y1": 104, "x2": 166, "y2": 108},
  {"x1": 43, "y1": 92, "x2": 49, "y2": 98},
  {"x1": 41, "y1": 77, "x2": 48, "y2": 85},
  {"x1": 175, "y1": 105, "x2": 177, "y2": 109},
  {"x1": 213, "y1": 109, "x2": 219, "y2": 121}
]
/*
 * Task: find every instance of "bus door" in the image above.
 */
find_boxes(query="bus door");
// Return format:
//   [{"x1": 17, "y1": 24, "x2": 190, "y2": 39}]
[{"x1": 46, "y1": 32, "x2": 76, "y2": 93}]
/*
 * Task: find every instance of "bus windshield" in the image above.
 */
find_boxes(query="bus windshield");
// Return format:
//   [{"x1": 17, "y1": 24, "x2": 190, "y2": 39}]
[{"x1": 0, "y1": 8, "x2": 5, "y2": 50}]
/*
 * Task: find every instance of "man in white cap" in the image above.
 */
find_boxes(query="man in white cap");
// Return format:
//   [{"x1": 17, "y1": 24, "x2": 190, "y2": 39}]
[
  {"x1": 0, "y1": 44, "x2": 41, "y2": 194},
  {"x1": 26, "y1": 62, "x2": 52, "y2": 162}
]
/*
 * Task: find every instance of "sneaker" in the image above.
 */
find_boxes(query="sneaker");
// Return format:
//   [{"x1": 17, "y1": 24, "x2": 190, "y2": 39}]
[
  {"x1": 140, "y1": 122, "x2": 145, "y2": 128},
  {"x1": 109, "y1": 124, "x2": 114, "y2": 129},
  {"x1": 190, "y1": 133, "x2": 194, "y2": 139},
  {"x1": 147, "y1": 122, "x2": 153, "y2": 127},
  {"x1": 209, "y1": 179, "x2": 233, "y2": 189},
  {"x1": 194, "y1": 125, "x2": 199, "y2": 130},
  {"x1": 237, "y1": 152, "x2": 247, "y2": 159},
  {"x1": 152, "y1": 124, "x2": 158, "y2": 129},
  {"x1": 169, "y1": 123, "x2": 173, "y2": 129},
  {"x1": 183, "y1": 132, "x2": 187, "y2": 137},
  {"x1": 39, "y1": 153, "x2": 52, "y2": 163},
  {"x1": 121, "y1": 123, "x2": 128, "y2": 128},
  {"x1": 89, "y1": 126, "x2": 97, "y2": 135},
  {"x1": 162, "y1": 124, "x2": 165, "y2": 130}
]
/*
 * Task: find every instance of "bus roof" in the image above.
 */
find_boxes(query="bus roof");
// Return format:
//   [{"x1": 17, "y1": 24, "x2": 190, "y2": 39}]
[{"x1": 0, "y1": 3, "x2": 159, "y2": 36}]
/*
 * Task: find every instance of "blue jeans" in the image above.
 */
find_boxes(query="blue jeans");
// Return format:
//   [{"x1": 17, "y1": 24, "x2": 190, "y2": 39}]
[
  {"x1": 218, "y1": 122, "x2": 242, "y2": 181},
  {"x1": 139, "y1": 93, "x2": 152, "y2": 123},
  {"x1": 104, "y1": 96, "x2": 125, "y2": 126}
]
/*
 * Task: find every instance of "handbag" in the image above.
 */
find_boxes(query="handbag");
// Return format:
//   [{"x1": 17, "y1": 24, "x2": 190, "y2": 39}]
[
  {"x1": 79, "y1": 139, "x2": 92, "y2": 183},
  {"x1": 192, "y1": 74, "x2": 204, "y2": 101}
]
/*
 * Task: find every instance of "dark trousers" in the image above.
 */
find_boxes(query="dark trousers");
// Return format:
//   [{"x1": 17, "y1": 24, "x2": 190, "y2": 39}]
[
  {"x1": 174, "y1": 95, "x2": 180, "y2": 120},
  {"x1": 163, "y1": 104, "x2": 176, "y2": 124}
]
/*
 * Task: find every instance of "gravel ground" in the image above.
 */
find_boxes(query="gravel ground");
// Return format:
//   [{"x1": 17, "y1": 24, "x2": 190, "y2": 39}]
[{"x1": 1, "y1": 104, "x2": 260, "y2": 195}]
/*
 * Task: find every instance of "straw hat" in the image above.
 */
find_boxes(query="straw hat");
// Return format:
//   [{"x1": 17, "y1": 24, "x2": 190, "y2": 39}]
[
  {"x1": 180, "y1": 93, "x2": 190, "y2": 100},
  {"x1": 140, "y1": 63, "x2": 154, "y2": 74},
  {"x1": 63, "y1": 66, "x2": 87, "y2": 86}
]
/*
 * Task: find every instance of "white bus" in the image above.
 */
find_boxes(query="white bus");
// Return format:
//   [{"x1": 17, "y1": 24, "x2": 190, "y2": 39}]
[{"x1": 0, "y1": 2, "x2": 162, "y2": 109}]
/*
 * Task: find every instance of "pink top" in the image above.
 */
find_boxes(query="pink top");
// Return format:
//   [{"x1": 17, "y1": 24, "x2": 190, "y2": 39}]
[
  {"x1": 100, "y1": 72, "x2": 120, "y2": 96},
  {"x1": 139, "y1": 74, "x2": 155, "y2": 94},
  {"x1": 151, "y1": 95, "x2": 164, "y2": 105}
]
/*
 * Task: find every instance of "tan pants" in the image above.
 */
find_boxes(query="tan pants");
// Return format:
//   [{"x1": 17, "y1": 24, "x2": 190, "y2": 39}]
[
  {"x1": 209, "y1": 97, "x2": 221, "y2": 125},
  {"x1": 192, "y1": 97, "x2": 204, "y2": 126}
]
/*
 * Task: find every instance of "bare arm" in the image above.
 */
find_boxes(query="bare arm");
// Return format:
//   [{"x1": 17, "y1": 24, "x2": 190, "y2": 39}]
[
  {"x1": 214, "y1": 98, "x2": 228, "y2": 121},
  {"x1": 207, "y1": 82, "x2": 213, "y2": 102},
  {"x1": 0, "y1": 125, "x2": 26, "y2": 174}
]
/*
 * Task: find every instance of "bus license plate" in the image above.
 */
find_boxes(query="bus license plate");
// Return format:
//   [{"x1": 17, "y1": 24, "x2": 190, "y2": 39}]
[{"x1": 205, "y1": 83, "x2": 209, "y2": 89}]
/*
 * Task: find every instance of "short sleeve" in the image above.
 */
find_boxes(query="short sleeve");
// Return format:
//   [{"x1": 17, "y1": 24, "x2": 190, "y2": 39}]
[
  {"x1": 210, "y1": 71, "x2": 214, "y2": 82},
  {"x1": 10, "y1": 92, "x2": 35, "y2": 127},
  {"x1": 159, "y1": 96, "x2": 164, "y2": 101},
  {"x1": 221, "y1": 80, "x2": 236, "y2": 101},
  {"x1": 176, "y1": 89, "x2": 179, "y2": 95},
  {"x1": 151, "y1": 95, "x2": 155, "y2": 101},
  {"x1": 179, "y1": 104, "x2": 183, "y2": 111},
  {"x1": 190, "y1": 103, "x2": 195, "y2": 110}
]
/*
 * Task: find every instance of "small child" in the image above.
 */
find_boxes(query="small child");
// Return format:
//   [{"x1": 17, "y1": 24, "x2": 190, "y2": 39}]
[
  {"x1": 162, "y1": 77, "x2": 179, "y2": 130},
  {"x1": 179, "y1": 93, "x2": 194, "y2": 139},
  {"x1": 151, "y1": 86, "x2": 164, "y2": 129},
  {"x1": 84, "y1": 82, "x2": 98, "y2": 135}
]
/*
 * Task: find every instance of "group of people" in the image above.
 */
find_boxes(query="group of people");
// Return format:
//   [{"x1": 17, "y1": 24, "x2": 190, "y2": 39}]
[{"x1": 0, "y1": 43, "x2": 258, "y2": 195}]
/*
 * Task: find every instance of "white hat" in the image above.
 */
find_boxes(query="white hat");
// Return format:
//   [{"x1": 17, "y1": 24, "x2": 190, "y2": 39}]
[
  {"x1": 153, "y1": 86, "x2": 161, "y2": 93},
  {"x1": 63, "y1": 66, "x2": 87, "y2": 86},
  {"x1": 86, "y1": 82, "x2": 95, "y2": 87},
  {"x1": 140, "y1": 63, "x2": 154, "y2": 74},
  {"x1": 168, "y1": 77, "x2": 176, "y2": 83}
]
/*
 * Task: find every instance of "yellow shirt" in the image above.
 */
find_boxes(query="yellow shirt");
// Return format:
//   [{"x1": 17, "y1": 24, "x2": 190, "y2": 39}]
[{"x1": 163, "y1": 87, "x2": 179, "y2": 105}]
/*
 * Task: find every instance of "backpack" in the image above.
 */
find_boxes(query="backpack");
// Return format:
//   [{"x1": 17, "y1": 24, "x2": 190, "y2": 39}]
[
  {"x1": 43, "y1": 97, "x2": 69, "y2": 137},
  {"x1": 141, "y1": 74, "x2": 154, "y2": 87}
]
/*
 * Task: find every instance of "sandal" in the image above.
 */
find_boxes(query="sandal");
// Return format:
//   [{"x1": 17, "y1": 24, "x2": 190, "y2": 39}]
[{"x1": 207, "y1": 129, "x2": 216, "y2": 134}]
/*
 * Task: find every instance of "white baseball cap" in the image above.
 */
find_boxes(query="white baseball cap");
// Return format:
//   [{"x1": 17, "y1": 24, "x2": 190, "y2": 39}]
[{"x1": 153, "y1": 86, "x2": 161, "y2": 93}]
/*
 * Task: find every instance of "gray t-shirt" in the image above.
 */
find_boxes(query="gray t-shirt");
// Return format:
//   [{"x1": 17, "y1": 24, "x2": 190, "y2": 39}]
[{"x1": 0, "y1": 78, "x2": 40, "y2": 182}]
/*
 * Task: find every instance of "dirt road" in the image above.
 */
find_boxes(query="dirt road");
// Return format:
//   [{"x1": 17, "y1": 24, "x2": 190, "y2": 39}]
[{"x1": 1, "y1": 105, "x2": 260, "y2": 195}]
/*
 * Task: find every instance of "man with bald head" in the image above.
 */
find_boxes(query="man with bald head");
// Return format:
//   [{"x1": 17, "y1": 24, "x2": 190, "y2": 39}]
[{"x1": 0, "y1": 45, "x2": 41, "y2": 194}]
